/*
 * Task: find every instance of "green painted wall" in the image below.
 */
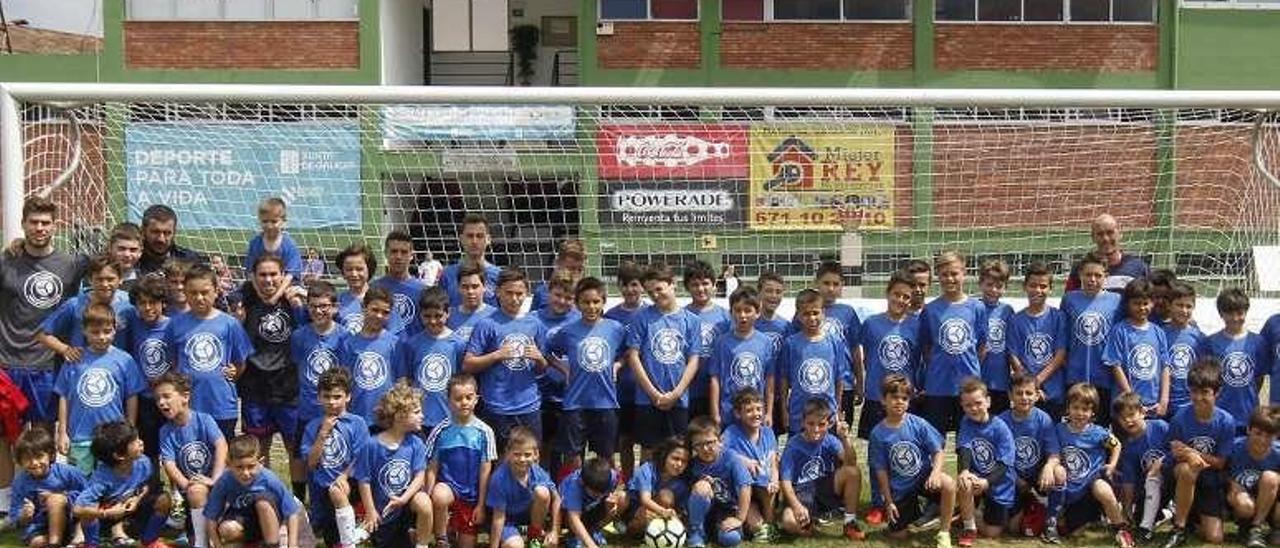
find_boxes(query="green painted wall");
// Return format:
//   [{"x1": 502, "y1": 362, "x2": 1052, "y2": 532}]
[{"x1": 1175, "y1": 8, "x2": 1280, "y2": 89}]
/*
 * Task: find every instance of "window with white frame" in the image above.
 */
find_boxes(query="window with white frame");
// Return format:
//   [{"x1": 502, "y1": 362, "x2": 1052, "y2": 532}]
[
  {"x1": 599, "y1": 0, "x2": 699, "y2": 20},
  {"x1": 936, "y1": 0, "x2": 1154, "y2": 21},
  {"x1": 127, "y1": 0, "x2": 358, "y2": 20},
  {"x1": 1182, "y1": 0, "x2": 1280, "y2": 7},
  {"x1": 723, "y1": 0, "x2": 911, "y2": 21}
]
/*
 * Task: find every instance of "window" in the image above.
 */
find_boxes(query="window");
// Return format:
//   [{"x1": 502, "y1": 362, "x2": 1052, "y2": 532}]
[
  {"x1": 937, "y1": 0, "x2": 1154, "y2": 21},
  {"x1": 723, "y1": 0, "x2": 910, "y2": 20},
  {"x1": 1183, "y1": 0, "x2": 1280, "y2": 7},
  {"x1": 127, "y1": 0, "x2": 358, "y2": 19},
  {"x1": 934, "y1": 107, "x2": 1154, "y2": 124},
  {"x1": 599, "y1": 0, "x2": 698, "y2": 19}
]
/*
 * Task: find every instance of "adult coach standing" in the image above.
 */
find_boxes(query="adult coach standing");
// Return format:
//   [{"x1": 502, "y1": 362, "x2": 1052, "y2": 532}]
[
  {"x1": 0, "y1": 197, "x2": 86, "y2": 515},
  {"x1": 136, "y1": 204, "x2": 204, "y2": 277},
  {"x1": 1066, "y1": 213, "x2": 1152, "y2": 292}
]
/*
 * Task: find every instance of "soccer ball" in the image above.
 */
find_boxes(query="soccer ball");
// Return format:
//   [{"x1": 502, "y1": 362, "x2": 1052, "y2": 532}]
[{"x1": 644, "y1": 517, "x2": 687, "y2": 548}]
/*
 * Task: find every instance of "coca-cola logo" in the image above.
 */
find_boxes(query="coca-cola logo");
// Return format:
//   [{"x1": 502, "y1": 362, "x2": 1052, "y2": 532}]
[{"x1": 616, "y1": 134, "x2": 731, "y2": 167}]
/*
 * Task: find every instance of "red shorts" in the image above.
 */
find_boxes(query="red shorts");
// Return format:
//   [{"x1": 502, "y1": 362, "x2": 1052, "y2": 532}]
[{"x1": 449, "y1": 500, "x2": 480, "y2": 536}]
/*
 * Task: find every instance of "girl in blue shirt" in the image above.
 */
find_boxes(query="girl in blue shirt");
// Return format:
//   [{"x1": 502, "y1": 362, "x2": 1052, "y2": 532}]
[{"x1": 1105, "y1": 279, "x2": 1171, "y2": 417}]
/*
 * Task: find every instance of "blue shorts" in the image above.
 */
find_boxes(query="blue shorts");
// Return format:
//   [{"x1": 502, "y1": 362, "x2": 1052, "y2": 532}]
[
  {"x1": 23, "y1": 506, "x2": 72, "y2": 544},
  {"x1": 7, "y1": 367, "x2": 56, "y2": 424},
  {"x1": 220, "y1": 491, "x2": 283, "y2": 542},
  {"x1": 500, "y1": 511, "x2": 532, "y2": 543},
  {"x1": 480, "y1": 407, "x2": 542, "y2": 453},
  {"x1": 242, "y1": 401, "x2": 299, "y2": 456}
]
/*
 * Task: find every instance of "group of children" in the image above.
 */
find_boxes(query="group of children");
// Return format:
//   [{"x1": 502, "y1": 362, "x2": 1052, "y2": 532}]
[{"x1": 11, "y1": 199, "x2": 1280, "y2": 548}]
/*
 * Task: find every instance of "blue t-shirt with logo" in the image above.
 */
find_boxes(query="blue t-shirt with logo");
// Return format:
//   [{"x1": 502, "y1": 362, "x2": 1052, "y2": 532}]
[
  {"x1": 721, "y1": 423, "x2": 779, "y2": 487},
  {"x1": 486, "y1": 461, "x2": 556, "y2": 517},
  {"x1": 300, "y1": 412, "x2": 368, "y2": 489},
  {"x1": 244, "y1": 232, "x2": 303, "y2": 277},
  {"x1": 75, "y1": 459, "x2": 152, "y2": 508},
  {"x1": 533, "y1": 307, "x2": 582, "y2": 405},
  {"x1": 690, "y1": 449, "x2": 752, "y2": 509},
  {"x1": 337, "y1": 330, "x2": 404, "y2": 421},
  {"x1": 337, "y1": 291, "x2": 365, "y2": 335},
  {"x1": 605, "y1": 303, "x2": 645, "y2": 405},
  {"x1": 859, "y1": 312, "x2": 921, "y2": 402},
  {"x1": 1117, "y1": 419, "x2": 1169, "y2": 486},
  {"x1": 447, "y1": 303, "x2": 495, "y2": 347},
  {"x1": 998, "y1": 407, "x2": 1060, "y2": 482},
  {"x1": 708, "y1": 329, "x2": 777, "y2": 426},
  {"x1": 687, "y1": 303, "x2": 731, "y2": 400},
  {"x1": 53, "y1": 347, "x2": 145, "y2": 442},
  {"x1": 353, "y1": 434, "x2": 428, "y2": 520},
  {"x1": 466, "y1": 309, "x2": 548, "y2": 415},
  {"x1": 291, "y1": 322, "x2": 345, "y2": 424},
  {"x1": 1007, "y1": 307, "x2": 1068, "y2": 402},
  {"x1": 1061, "y1": 290, "x2": 1122, "y2": 390},
  {"x1": 1162, "y1": 322, "x2": 1204, "y2": 413},
  {"x1": 1057, "y1": 422, "x2": 1114, "y2": 503},
  {"x1": 780, "y1": 433, "x2": 843, "y2": 495},
  {"x1": 549, "y1": 318, "x2": 627, "y2": 411},
  {"x1": 958, "y1": 415, "x2": 1016, "y2": 507},
  {"x1": 439, "y1": 261, "x2": 501, "y2": 309},
  {"x1": 399, "y1": 330, "x2": 465, "y2": 427},
  {"x1": 1103, "y1": 320, "x2": 1169, "y2": 408},
  {"x1": 980, "y1": 300, "x2": 1014, "y2": 392},
  {"x1": 1227, "y1": 437, "x2": 1280, "y2": 495},
  {"x1": 559, "y1": 468, "x2": 622, "y2": 513},
  {"x1": 426, "y1": 417, "x2": 497, "y2": 504},
  {"x1": 124, "y1": 312, "x2": 170, "y2": 398},
  {"x1": 868, "y1": 413, "x2": 943, "y2": 498},
  {"x1": 1197, "y1": 331, "x2": 1267, "y2": 431},
  {"x1": 373, "y1": 276, "x2": 427, "y2": 336},
  {"x1": 159, "y1": 410, "x2": 225, "y2": 480},
  {"x1": 11, "y1": 462, "x2": 85, "y2": 518},
  {"x1": 1169, "y1": 405, "x2": 1236, "y2": 461},
  {"x1": 793, "y1": 303, "x2": 861, "y2": 388},
  {"x1": 626, "y1": 306, "x2": 703, "y2": 407},
  {"x1": 165, "y1": 310, "x2": 253, "y2": 421},
  {"x1": 781, "y1": 331, "x2": 850, "y2": 434},
  {"x1": 203, "y1": 467, "x2": 300, "y2": 520},
  {"x1": 921, "y1": 297, "x2": 988, "y2": 397}
]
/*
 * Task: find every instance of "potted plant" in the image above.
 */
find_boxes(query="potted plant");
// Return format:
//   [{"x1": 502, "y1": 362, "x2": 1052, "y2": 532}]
[{"x1": 511, "y1": 24, "x2": 540, "y2": 86}]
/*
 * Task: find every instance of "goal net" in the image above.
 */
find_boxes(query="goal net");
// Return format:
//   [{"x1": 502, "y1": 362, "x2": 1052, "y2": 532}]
[{"x1": 4, "y1": 85, "x2": 1280, "y2": 325}]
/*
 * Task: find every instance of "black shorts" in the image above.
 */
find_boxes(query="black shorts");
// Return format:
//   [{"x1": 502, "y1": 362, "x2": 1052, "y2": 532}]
[
  {"x1": 371, "y1": 508, "x2": 417, "y2": 548},
  {"x1": 480, "y1": 408, "x2": 543, "y2": 454},
  {"x1": 557, "y1": 408, "x2": 619, "y2": 459},
  {"x1": 541, "y1": 401, "x2": 562, "y2": 452},
  {"x1": 979, "y1": 495, "x2": 1011, "y2": 527},
  {"x1": 920, "y1": 395, "x2": 961, "y2": 435},
  {"x1": 1060, "y1": 495, "x2": 1102, "y2": 535},
  {"x1": 856, "y1": 400, "x2": 886, "y2": 440},
  {"x1": 988, "y1": 390, "x2": 1010, "y2": 418},
  {"x1": 222, "y1": 491, "x2": 283, "y2": 543},
  {"x1": 635, "y1": 406, "x2": 690, "y2": 448},
  {"x1": 841, "y1": 389, "x2": 857, "y2": 425},
  {"x1": 1190, "y1": 470, "x2": 1226, "y2": 520},
  {"x1": 888, "y1": 487, "x2": 940, "y2": 533},
  {"x1": 689, "y1": 397, "x2": 711, "y2": 422},
  {"x1": 797, "y1": 474, "x2": 842, "y2": 514},
  {"x1": 617, "y1": 404, "x2": 636, "y2": 440}
]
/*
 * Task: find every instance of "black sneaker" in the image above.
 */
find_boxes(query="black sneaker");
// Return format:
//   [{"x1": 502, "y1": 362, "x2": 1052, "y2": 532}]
[
  {"x1": 1041, "y1": 521, "x2": 1061, "y2": 545},
  {"x1": 1161, "y1": 527, "x2": 1187, "y2": 548},
  {"x1": 1135, "y1": 527, "x2": 1155, "y2": 545},
  {"x1": 1246, "y1": 526, "x2": 1268, "y2": 548}
]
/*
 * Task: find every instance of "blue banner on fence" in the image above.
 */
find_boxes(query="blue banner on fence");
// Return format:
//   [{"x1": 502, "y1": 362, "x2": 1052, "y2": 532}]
[
  {"x1": 126, "y1": 122, "x2": 362, "y2": 230},
  {"x1": 382, "y1": 105, "x2": 576, "y2": 143}
]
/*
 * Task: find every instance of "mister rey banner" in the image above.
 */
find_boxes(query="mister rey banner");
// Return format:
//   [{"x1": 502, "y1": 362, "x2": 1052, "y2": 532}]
[
  {"x1": 748, "y1": 125, "x2": 895, "y2": 231},
  {"x1": 126, "y1": 122, "x2": 361, "y2": 230}
]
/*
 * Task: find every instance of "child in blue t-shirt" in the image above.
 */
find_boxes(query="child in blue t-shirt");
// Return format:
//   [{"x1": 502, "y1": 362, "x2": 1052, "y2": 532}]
[
  {"x1": 605, "y1": 261, "x2": 647, "y2": 477},
  {"x1": 463, "y1": 267, "x2": 549, "y2": 452},
  {"x1": 1061, "y1": 252, "x2": 1122, "y2": 425},
  {"x1": 720, "y1": 389, "x2": 780, "y2": 543},
  {"x1": 204, "y1": 435, "x2": 302, "y2": 547},
  {"x1": 997, "y1": 374, "x2": 1063, "y2": 536},
  {"x1": 1007, "y1": 262, "x2": 1068, "y2": 422},
  {"x1": 683, "y1": 260, "x2": 731, "y2": 420},
  {"x1": 1165, "y1": 359, "x2": 1238, "y2": 547},
  {"x1": 125, "y1": 276, "x2": 172, "y2": 470},
  {"x1": 54, "y1": 303, "x2": 145, "y2": 475},
  {"x1": 1197, "y1": 288, "x2": 1267, "y2": 433},
  {"x1": 708, "y1": 287, "x2": 776, "y2": 429},
  {"x1": 11, "y1": 428, "x2": 86, "y2": 548},
  {"x1": 858, "y1": 271, "x2": 921, "y2": 442},
  {"x1": 337, "y1": 287, "x2": 404, "y2": 425},
  {"x1": 426, "y1": 373, "x2": 498, "y2": 548},
  {"x1": 487, "y1": 426, "x2": 560, "y2": 548},
  {"x1": 293, "y1": 280, "x2": 346, "y2": 437},
  {"x1": 1105, "y1": 279, "x2": 1172, "y2": 417},
  {"x1": 335, "y1": 242, "x2": 376, "y2": 335},
  {"x1": 1226, "y1": 407, "x2": 1280, "y2": 547},
  {"x1": 753, "y1": 271, "x2": 791, "y2": 438},
  {"x1": 624, "y1": 435, "x2": 689, "y2": 535},
  {"x1": 955, "y1": 378, "x2": 1016, "y2": 544},
  {"x1": 780, "y1": 289, "x2": 851, "y2": 435},
  {"x1": 1043, "y1": 384, "x2": 1131, "y2": 546},
  {"x1": 300, "y1": 367, "x2": 368, "y2": 548},
  {"x1": 978, "y1": 259, "x2": 1014, "y2": 415},
  {"x1": 446, "y1": 262, "x2": 496, "y2": 344},
  {"x1": 559, "y1": 457, "x2": 626, "y2": 548},
  {"x1": 73, "y1": 421, "x2": 172, "y2": 548},
  {"x1": 400, "y1": 286, "x2": 465, "y2": 434},
  {"x1": 1161, "y1": 280, "x2": 1203, "y2": 416},
  {"x1": 686, "y1": 416, "x2": 757, "y2": 548},
  {"x1": 549, "y1": 277, "x2": 625, "y2": 470},
  {"x1": 373, "y1": 231, "x2": 428, "y2": 336},
  {"x1": 38, "y1": 254, "x2": 133, "y2": 359},
  {"x1": 920, "y1": 252, "x2": 987, "y2": 438},
  {"x1": 625, "y1": 264, "x2": 702, "y2": 453},
  {"x1": 792, "y1": 261, "x2": 863, "y2": 425},
  {"x1": 868, "y1": 374, "x2": 955, "y2": 546},
  {"x1": 242, "y1": 197, "x2": 303, "y2": 303},
  {"x1": 1111, "y1": 391, "x2": 1170, "y2": 542},
  {"x1": 155, "y1": 371, "x2": 228, "y2": 548},
  {"x1": 165, "y1": 265, "x2": 253, "y2": 439},
  {"x1": 532, "y1": 272, "x2": 581, "y2": 472},
  {"x1": 354, "y1": 381, "x2": 432, "y2": 547},
  {"x1": 778, "y1": 399, "x2": 863, "y2": 540}
]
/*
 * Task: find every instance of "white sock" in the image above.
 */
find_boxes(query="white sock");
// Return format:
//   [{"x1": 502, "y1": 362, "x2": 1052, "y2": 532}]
[
  {"x1": 963, "y1": 517, "x2": 976, "y2": 530},
  {"x1": 191, "y1": 509, "x2": 208, "y2": 548},
  {"x1": 1140, "y1": 475, "x2": 1163, "y2": 529},
  {"x1": 844, "y1": 512, "x2": 857, "y2": 524},
  {"x1": 336, "y1": 505, "x2": 358, "y2": 545},
  {"x1": 0, "y1": 486, "x2": 11, "y2": 510}
]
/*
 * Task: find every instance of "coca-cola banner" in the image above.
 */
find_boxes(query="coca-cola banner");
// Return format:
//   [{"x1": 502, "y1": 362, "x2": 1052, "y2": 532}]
[
  {"x1": 597, "y1": 124, "x2": 749, "y2": 179},
  {"x1": 599, "y1": 180, "x2": 747, "y2": 228}
]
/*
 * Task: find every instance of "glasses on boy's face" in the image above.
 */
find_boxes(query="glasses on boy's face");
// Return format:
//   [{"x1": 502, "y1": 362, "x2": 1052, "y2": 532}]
[{"x1": 692, "y1": 439, "x2": 718, "y2": 449}]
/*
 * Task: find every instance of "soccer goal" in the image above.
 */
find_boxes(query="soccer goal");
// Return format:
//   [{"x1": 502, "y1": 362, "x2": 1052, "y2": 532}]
[{"x1": 3, "y1": 84, "x2": 1279, "y2": 321}]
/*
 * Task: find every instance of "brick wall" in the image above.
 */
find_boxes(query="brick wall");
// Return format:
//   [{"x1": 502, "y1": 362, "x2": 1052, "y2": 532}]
[
  {"x1": 124, "y1": 21, "x2": 360, "y2": 70},
  {"x1": 720, "y1": 23, "x2": 912, "y2": 70},
  {"x1": 597, "y1": 22, "x2": 701, "y2": 69},
  {"x1": 1175, "y1": 126, "x2": 1280, "y2": 229},
  {"x1": 935, "y1": 24, "x2": 1157, "y2": 72}
]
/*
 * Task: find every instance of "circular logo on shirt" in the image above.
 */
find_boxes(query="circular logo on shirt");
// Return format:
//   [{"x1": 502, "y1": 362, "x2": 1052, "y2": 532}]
[
  {"x1": 354, "y1": 352, "x2": 389, "y2": 390},
  {"x1": 23, "y1": 271, "x2": 63, "y2": 310},
  {"x1": 1026, "y1": 333, "x2": 1053, "y2": 367},
  {"x1": 392, "y1": 294, "x2": 416, "y2": 329},
  {"x1": 699, "y1": 323, "x2": 717, "y2": 358},
  {"x1": 1221, "y1": 351, "x2": 1254, "y2": 388},
  {"x1": 821, "y1": 318, "x2": 844, "y2": 342},
  {"x1": 1141, "y1": 448, "x2": 1165, "y2": 473},
  {"x1": 987, "y1": 318, "x2": 1007, "y2": 353},
  {"x1": 501, "y1": 333, "x2": 535, "y2": 371},
  {"x1": 1236, "y1": 469, "x2": 1262, "y2": 492},
  {"x1": 456, "y1": 326, "x2": 475, "y2": 342},
  {"x1": 343, "y1": 313, "x2": 365, "y2": 335},
  {"x1": 970, "y1": 438, "x2": 996, "y2": 475},
  {"x1": 419, "y1": 353, "x2": 452, "y2": 393},
  {"x1": 1062, "y1": 445, "x2": 1088, "y2": 481},
  {"x1": 184, "y1": 332, "x2": 225, "y2": 373},
  {"x1": 730, "y1": 352, "x2": 762, "y2": 389},
  {"x1": 322, "y1": 430, "x2": 349, "y2": 469},
  {"x1": 77, "y1": 367, "x2": 118, "y2": 408},
  {"x1": 379, "y1": 458, "x2": 413, "y2": 497},
  {"x1": 141, "y1": 338, "x2": 169, "y2": 380},
  {"x1": 179, "y1": 441, "x2": 211, "y2": 477},
  {"x1": 878, "y1": 334, "x2": 910, "y2": 374},
  {"x1": 1170, "y1": 343, "x2": 1195, "y2": 381},
  {"x1": 1075, "y1": 312, "x2": 1109, "y2": 346},
  {"x1": 1128, "y1": 343, "x2": 1159, "y2": 381},
  {"x1": 579, "y1": 336, "x2": 611, "y2": 374},
  {"x1": 305, "y1": 348, "x2": 338, "y2": 385},
  {"x1": 257, "y1": 309, "x2": 292, "y2": 344},
  {"x1": 651, "y1": 328, "x2": 684, "y2": 366},
  {"x1": 940, "y1": 318, "x2": 973, "y2": 355},
  {"x1": 233, "y1": 493, "x2": 255, "y2": 509},
  {"x1": 799, "y1": 456, "x2": 826, "y2": 484},
  {"x1": 889, "y1": 441, "x2": 923, "y2": 478},
  {"x1": 1189, "y1": 436, "x2": 1216, "y2": 455},
  {"x1": 798, "y1": 358, "x2": 832, "y2": 394},
  {"x1": 1015, "y1": 436, "x2": 1041, "y2": 473}
]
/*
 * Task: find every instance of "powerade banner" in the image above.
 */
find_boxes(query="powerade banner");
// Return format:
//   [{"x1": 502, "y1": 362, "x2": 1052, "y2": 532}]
[
  {"x1": 748, "y1": 125, "x2": 896, "y2": 231},
  {"x1": 597, "y1": 124, "x2": 749, "y2": 179},
  {"x1": 382, "y1": 105, "x2": 576, "y2": 142},
  {"x1": 599, "y1": 180, "x2": 746, "y2": 229},
  {"x1": 126, "y1": 122, "x2": 362, "y2": 230}
]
